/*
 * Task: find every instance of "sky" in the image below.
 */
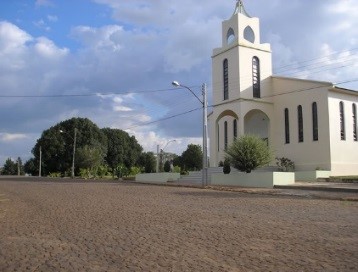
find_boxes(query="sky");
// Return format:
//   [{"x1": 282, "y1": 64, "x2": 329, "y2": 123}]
[{"x1": 0, "y1": 0, "x2": 357, "y2": 166}]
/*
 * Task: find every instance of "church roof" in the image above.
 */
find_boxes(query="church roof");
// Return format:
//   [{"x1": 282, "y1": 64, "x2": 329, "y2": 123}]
[{"x1": 233, "y1": 0, "x2": 251, "y2": 18}]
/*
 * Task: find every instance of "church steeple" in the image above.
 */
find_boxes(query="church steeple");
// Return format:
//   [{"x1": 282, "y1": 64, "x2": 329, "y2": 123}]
[{"x1": 233, "y1": 0, "x2": 251, "y2": 17}]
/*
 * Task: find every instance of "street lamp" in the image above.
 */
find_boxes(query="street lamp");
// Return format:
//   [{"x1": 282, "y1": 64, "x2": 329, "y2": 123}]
[
  {"x1": 161, "y1": 139, "x2": 176, "y2": 172},
  {"x1": 60, "y1": 128, "x2": 77, "y2": 178},
  {"x1": 172, "y1": 81, "x2": 208, "y2": 187},
  {"x1": 157, "y1": 139, "x2": 176, "y2": 173}
]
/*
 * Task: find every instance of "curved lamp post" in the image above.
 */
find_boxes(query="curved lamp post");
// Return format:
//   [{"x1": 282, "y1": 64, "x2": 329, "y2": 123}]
[
  {"x1": 60, "y1": 128, "x2": 77, "y2": 178},
  {"x1": 161, "y1": 139, "x2": 176, "y2": 172},
  {"x1": 172, "y1": 81, "x2": 208, "y2": 187}
]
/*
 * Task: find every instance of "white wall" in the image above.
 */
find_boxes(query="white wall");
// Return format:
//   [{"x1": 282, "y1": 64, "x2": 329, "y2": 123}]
[
  {"x1": 272, "y1": 77, "x2": 332, "y2": 171},
  {"x1": 328, "y1": 90, "x2": 358, "y2": 176}
]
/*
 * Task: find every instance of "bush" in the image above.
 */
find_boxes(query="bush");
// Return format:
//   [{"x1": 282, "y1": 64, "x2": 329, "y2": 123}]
[
  {"x1": 130, "y1": 166, "x2": 141, "y2": 176},
  {"x1": 49, "y1": 172, "x2": 61, "y2": 178},
  {"x1": 164, "y1": 161, "x2": 171, "y2": 172},
  {"x1": 218, "y1": 161, "x2": 224, "y2": 167},
  {"x1": 225, "y1": 135, "x2": 272, "y2": 173},
  {"x1": 223, "y1": 159, "x2": 231, "y2": 174},
  {"x1": 276, "y1": 157, "x2": 295, "y2": 172},
  {"x1": 173, "y1": 166, "x2": 181, "y2": 173}
]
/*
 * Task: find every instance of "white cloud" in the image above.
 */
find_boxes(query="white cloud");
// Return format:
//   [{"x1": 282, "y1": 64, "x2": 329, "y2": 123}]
[
  {"x1": 34, "y1": 37, "x2": 69, "y2": 58},
  {"x1": 0, "y1": 133, "x2": 27, "y2": 142},
  {"x1": 33, "y1": 19, "x2": 51, "y2": 31},
  {"x1": 71, "y1": 25, "x2": 123, "y2": 52},
  {"x1": 0, "y1": 21, "x2": 32, "y2": 53},
  {"x1": 47, "y1": 15, "x2": 58, "y2": 22},
  {"x1": 35, "y1": 0, "x2": 54, "y2": 7},
  {"x1": 113, "y1": 106, "x2": 133, "y2": 112}
]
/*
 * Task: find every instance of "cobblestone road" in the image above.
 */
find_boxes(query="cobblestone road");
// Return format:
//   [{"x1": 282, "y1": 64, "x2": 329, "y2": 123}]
[{"x1": 0, "y1": 179, "x2": 357, "y2": 271}]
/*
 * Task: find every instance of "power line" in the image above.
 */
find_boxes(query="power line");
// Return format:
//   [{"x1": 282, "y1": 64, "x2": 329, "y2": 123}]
[{"x1": 124, "y1": 107, "x2": 203, "y2": 130}]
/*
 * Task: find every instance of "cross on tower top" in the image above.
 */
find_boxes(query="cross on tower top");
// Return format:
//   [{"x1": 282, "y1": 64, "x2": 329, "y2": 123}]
[{"x1": 233, "y1": 0, "x2": 251, "y2": 17}]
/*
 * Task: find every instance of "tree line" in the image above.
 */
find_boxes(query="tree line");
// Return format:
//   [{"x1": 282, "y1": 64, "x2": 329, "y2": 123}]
[{"x1": 1, "y1": 117, "x2": 203, "y2": 178}]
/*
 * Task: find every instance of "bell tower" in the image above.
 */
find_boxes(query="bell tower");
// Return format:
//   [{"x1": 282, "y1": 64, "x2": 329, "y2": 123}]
[{"x1": 212, "y1": 0, "x2": 272, "y2": 104}]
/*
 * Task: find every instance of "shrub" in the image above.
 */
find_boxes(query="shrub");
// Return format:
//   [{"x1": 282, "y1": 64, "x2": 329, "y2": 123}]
[
  {"x1": 276, "y1": 157, "x2": 295, "y2": 172},
  {"x1": 79, "y1": 168, "x2": 91, "y2": 179},
  {"x1": 225, "y1": 135, "x2": 272, "y2": 173},
  {"x1": 223, "y1": 159, "x2": 231, "y2": 174},
  {"x1": 130, "y1": 166, "x2": 141, "y2": 176},
  {"x1": 173, "y1": 166, "x2": 181, "y2": 173},
  {"x1": 49, "y1": 172, "x2": 61, "y2": 178},
  {"x1": 164, "y1": 161, "x2": 171, "y2": 172},
  {"x1": 218, "y1": 161, "x2": 224, "y2": 167}
]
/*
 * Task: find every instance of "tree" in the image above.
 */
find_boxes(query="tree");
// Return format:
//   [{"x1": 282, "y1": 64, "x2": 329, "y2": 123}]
[
  {"x1": 181, "y1": 144, "x2": 203, "y2": 171},
  {"x1": 24, "y1": 158, "x2": 37, "y2": 176},
  {"x1": 31, "y1": 117, "x2": 107, "y2": 176},
  {"x1": 137, "y1": 152, "x2": 156, "y2": 173},
  {"x1": 102, "y1": 128, "x2": 142, "y2": 177},
  {"x1": 76, "y1": 145, "x2": 105, "y2": 177},
  {"x1": 1, "y1": 158, "x2": 17, "y2": 175},
  {"x1": 225, "y1": 135, "x2": 272, "y2": 173},
  {"x1": 164, "y1": 161, "x2": 171, "y2": 172}
]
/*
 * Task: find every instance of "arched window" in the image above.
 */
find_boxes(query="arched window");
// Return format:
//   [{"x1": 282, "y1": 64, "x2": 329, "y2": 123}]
[
  {"x1": 353, "y1": 104, "x2": 357, "y2": 141},
  {"x1": 252, "y1": 57, "x2": 260, "y2": 98},
  {"x1": 227, "y1": 28, "x2": 235, "y2": 45},
  {"x1": 217, "y1": 124, "x2": 220, "y2": 151},
  {"x1": 223, "y1": 59, "x2": 229, "y2": 100},
  {"x1": 284, "y1": 108, "x2": 290, "y2": 144},
  {"x1": 312, "y1": 102, "x2": 318, "y2": 141},
  {"x1": 224, "y1": 121, "x2": 228, "y2": 149},
  {"x1": 298, "y1": 105, "x2": 304, "y2": 142},
  {"x1": 340, "y1": 102, "x2": 345, "y2": 140},
  {"x1": 233, "y1": 119, "x2": 237, "y2": 140},
  {"x1": 244, "y1": 26, "x2": 255, "y2": 43}
]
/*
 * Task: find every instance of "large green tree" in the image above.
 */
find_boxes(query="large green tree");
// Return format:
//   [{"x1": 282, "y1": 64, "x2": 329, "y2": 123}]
[
  {"x1": 1, "y1": 158, "x2": 17, "y2": 175},
  {"x1": 102, "y1": 128, "x2": 142, "y2": 176},
  {"x1": 181, "y1": 144, "x2": 203, "y2": 171},
  {"x1": 137, "y1": 152, "x2": 156, "y2": 173},
  {"x1": 32, "y1": 117, "x2": 107, "y2": 176}
]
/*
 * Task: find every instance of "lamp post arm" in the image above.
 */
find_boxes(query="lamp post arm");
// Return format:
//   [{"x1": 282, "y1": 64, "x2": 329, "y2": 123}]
[{"x1": 180, "y1": 85, "x2": 203, "y2": 105}]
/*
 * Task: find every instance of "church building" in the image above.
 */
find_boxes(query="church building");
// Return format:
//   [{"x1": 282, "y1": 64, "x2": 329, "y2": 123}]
[{"x1": 208, "y1": 1, "x2": 358, "y2": 176}]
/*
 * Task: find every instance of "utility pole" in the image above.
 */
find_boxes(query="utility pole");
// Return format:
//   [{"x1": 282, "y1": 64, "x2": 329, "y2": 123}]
[
  {"x1": 39, "y1": 146, "x2": 42, "y2": 177},
  {"x1": 71, "y1": 128, "x2": 77, "y2": 178},
  {"x1": 156, "y1": 144, "x2": 159, "y2": 173},
  {"x1": 202, "y1": 83, "x2": 208, "y2": 186}
]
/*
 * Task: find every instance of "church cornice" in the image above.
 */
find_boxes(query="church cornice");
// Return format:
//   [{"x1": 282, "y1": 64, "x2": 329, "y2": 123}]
[
  {"x1": 212, "y1": 97, "x2": 273, "y2": 108},
  {"x1": 212, "y1": 41, "x2": 271, "y2": 58}
]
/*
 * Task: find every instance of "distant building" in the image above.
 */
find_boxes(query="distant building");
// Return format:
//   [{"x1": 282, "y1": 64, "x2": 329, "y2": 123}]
[{"x1": 208, "y1": 1, "x2": 358, "y2": 176}]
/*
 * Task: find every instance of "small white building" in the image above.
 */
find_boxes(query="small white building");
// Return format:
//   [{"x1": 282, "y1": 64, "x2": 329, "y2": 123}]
[{"x1": 208, "y1": 1, "x2": 358, "y2": 176}]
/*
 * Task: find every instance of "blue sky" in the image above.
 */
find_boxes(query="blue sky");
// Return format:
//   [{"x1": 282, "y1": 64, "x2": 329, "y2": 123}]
[{"x1": 0, "y1": 0, "x2": 357, "y2": 166}]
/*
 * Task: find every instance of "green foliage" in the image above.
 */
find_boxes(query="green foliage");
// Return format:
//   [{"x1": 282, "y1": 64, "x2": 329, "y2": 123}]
[
  {"x1": 218, "y1": 161, "x2": 224, "y2": 167},
  {"x1": 24, "y1": 158, "x2": 37, "y2": 176},
  {"x1": 79, "y1": 168, "x2": 91, "y2": 179},
  {"x1": 276, "y1": 157, "x2": 295, "y2": 172},
  {"x1": 173, "y1": 166, "x2": 181, "y2": 173},
  {"x1": 223, "y1": 159, "x2": 231, "y2": 174},
  {"x1": 181, "y1": 144, "x2": 203, "y2": 171},
  {"x1": 102, "y1": 128, "x2": 142, "y2": 177},
  {"x1": 1, "y1": 158, "x2": 17, "y2": 175},
  {"x1": 49, "y1": 172, "x2": 62, "y2": 178},
  {"x1": 32, "y1": 117, "x2": 107, "y2": 176},
  {"x1": 164, "y1": 161, "x2": 171, "y2": 172},
  {"x1": 97, "y1": 165, "x2": 109, "y2": 178},
  {"x1": 137, "y1": 152, "x2": 156, "y2": 173},
  {"x1": 115, "y1": 164, "x2": 130, "y2": 178},
  {"x1": 76, "y1": 145, "x2": 105, "y2": 178},
  {"x1": 180, "y1": 170, "x2": 189, "y2": 175},
  {"x1": 225, "y1": 135, "x2": 272, "y2": 173},
  {"x1": 129, "y1": 166, "x2": 141, "y2": 176}
]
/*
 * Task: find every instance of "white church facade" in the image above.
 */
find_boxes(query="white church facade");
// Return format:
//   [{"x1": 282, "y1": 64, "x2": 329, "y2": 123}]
[{"x1": 208, "y1": 1, "x2": 358, "y2": 176}]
